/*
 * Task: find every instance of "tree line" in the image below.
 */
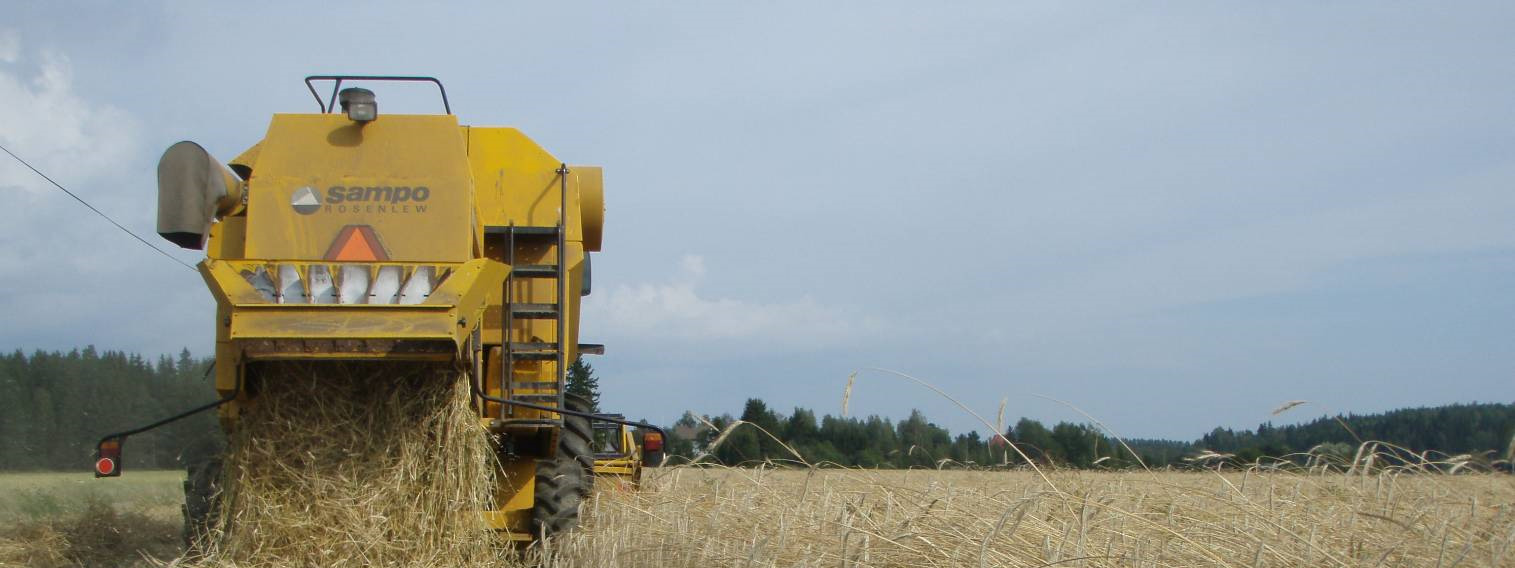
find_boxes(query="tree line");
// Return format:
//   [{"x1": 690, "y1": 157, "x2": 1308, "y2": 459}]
[
  {"x1": 0, "y1": 347, "x2": 219, "y2": 471},
  {"x1": 662, "y1": 399, "x2": 1192, "y2": 469},
  {"x1": 664, "y1": 399, "x2": 1515, "y2": 470},
  {"x1": 1195, "y1": 402, "x2": 1515, "y2": 465},
  {"x1": 0, "y1": 348, "x2": 615, "y2": 472},
  {"x1": 4, "y1": 346, "x2": 1512, "y2": 471}
]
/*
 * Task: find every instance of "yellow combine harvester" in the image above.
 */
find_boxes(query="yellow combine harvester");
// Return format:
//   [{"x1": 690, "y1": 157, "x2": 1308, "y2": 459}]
[
  {"x1": 590, "y1": 413, "x2": 666, "y2": 488},
  {"x1": 92, "y1": 76, "x2": 663, "y2": 542}
]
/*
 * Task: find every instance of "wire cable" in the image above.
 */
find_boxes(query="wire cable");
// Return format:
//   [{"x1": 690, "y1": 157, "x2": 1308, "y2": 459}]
[{"x1": 0, "y1": 142, "x2": 197, "y2": 272}]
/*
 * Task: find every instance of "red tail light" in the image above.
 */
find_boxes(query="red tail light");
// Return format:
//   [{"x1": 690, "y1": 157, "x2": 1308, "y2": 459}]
[
  {"x1": 95, "y1": 438, "x2": 123, "y2": 478},
  {"x1": 642, "y1": 432, "x2": 664, "y2": 452}
]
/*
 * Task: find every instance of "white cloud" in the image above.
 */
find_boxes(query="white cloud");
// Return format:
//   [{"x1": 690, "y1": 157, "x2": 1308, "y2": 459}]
[
  {"x1": 0, "y1": 37, "x2": 139, "y2": 198},
  {"x1": 584, "y1": 254, "x2": 889, "y2": 349},
  {"x1": 0, "y1": 37, "x2": 145, "y2": 276},
  {"x1": 0, "y1": 33, "x2": 204, "y2": 357}
]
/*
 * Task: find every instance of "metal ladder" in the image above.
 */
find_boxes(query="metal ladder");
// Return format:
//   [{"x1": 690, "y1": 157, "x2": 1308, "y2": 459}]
[{"x1": 500, "y1": 165, "x2": 571, "y2": 418}]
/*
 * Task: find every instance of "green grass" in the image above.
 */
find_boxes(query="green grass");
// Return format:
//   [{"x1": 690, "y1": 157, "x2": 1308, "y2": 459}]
[
  {"x1": 0, "y1": 470, "x2": 184, "y2": 525},
  {"x1": 0, "y1": 471, "x2": 186, "y2": 567}
]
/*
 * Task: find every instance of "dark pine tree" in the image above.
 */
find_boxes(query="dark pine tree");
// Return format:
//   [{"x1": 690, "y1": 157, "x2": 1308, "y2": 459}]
[{"x1": 565, "y1": 356, "x2": 601, "y2": 412}]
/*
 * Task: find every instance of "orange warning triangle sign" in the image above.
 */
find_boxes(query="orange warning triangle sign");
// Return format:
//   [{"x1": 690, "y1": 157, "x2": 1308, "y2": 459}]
[{"x1": 324, "y1": 225, "x2": 390, "y2": 261}]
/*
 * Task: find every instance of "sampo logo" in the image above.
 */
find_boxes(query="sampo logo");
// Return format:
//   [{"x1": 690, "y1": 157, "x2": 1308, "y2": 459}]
[
  {"x1": 290, "y1": 185, "x2": 433, "y2": 215},
  {"x1": 325, "y1": 186, "x2": 432, "y2": 204}
]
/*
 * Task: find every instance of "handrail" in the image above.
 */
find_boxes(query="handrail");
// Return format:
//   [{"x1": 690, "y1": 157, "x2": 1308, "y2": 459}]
[
  {"x1": 556, "y1": 164, "x2": 569, "y2": 415},
  {"x1": 303, "y1": 75, "x2": 451, "y2": 114},
  {"x1": 466, "y1": 365, "x2": 668, "y2": 451}
]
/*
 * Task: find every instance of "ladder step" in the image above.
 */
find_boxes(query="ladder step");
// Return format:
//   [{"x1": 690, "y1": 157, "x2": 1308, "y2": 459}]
[
  {"x1": 510, "y1": 342, "x2": 558, "y2": 351},
  {"x1": 514, "y1": 393, "x2": 561, "y2": 402},
  {"x1": 510, "y1": 303, "x2": 558, "y2": 319},
  {"x1": 512, "y1": 265, "x2": 559, "y2": 278},
  {"x1": 484, "y1": 225, "x2": 560, "y2": 238},
  {"x1": 507, "y1": 381, "x2": 560, "y2": 389},
  {"x1": 514, "y1": 226, "x2": 560, "y2": 237},
  {"x1": 509, "y1": 351, "x2": 557, "y2": 361},
  {"x1": 505, "y1": 344, "x2": 599, "y2": 357},
  {"x1": 489, "y1": 418, "x2": 561, "y2": 431}
]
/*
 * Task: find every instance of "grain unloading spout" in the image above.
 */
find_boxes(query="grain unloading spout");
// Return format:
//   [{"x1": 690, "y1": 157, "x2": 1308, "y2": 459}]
[{"x1": 157, "y1": 141, "x2": 243, "y2": 250}]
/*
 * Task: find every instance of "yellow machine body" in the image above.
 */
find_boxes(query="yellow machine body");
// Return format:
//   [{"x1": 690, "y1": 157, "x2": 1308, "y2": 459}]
[
  {"x1": 592, "y1": 422, "x2": 644, "y2": 488},
  {"x1": 195, "y1": 104, "x2": 606, "y2": 538}
]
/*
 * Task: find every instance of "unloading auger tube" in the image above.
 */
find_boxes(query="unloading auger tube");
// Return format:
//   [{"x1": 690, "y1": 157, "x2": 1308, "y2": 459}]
[{"x1": 91, "y1": 75, "x2": 661, "y2": 542}]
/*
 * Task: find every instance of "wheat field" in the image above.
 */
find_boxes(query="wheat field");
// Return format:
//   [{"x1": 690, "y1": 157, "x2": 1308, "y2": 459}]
[
  {"x1": 3, "y1": 465, "x2": 1513, "y2": 567},
  {"x1": 533, "y1": 465, "x2": 1515, "y2": 568}
]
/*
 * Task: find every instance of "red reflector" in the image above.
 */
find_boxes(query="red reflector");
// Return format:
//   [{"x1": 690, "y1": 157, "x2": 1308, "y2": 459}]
[
  {"x1": 95, "y1": 438, "x2": 123, "y2": 478},
  {"x1": 642, "y1": 432, "x2": 664, "y2": 452}
]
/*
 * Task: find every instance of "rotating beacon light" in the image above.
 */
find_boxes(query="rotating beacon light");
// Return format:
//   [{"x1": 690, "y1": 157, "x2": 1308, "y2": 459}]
[{"x1": 339, "y1": 87, "x2": 377, "y2": 122}]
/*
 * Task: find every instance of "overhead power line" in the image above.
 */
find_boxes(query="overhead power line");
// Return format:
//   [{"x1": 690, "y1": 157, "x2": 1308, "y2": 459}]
[{"x1": 0, "y1": 142, "x2": 197, "y2": 272}]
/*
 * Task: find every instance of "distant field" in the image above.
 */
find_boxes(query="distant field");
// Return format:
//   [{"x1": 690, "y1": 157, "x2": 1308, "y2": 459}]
[
  {"x1": 0, "y1": 470, "x2": 183, "y2": 567},
  {"x1": 4, "y1": 467, "x2": 1513, "y2": 567},
  {"x1": 0, "y1": 470, "x2": 183, "y2": 524}
]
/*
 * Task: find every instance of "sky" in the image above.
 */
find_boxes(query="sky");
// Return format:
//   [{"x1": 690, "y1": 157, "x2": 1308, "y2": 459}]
[{"x1": 1, "y1": 3, "x2": 1511, "y2": 441}]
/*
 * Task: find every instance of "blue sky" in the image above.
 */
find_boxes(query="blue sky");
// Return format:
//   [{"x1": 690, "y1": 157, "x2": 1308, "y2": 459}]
[{"x1": 1, "y1": 3, "x2": 1511, "y2": 440}]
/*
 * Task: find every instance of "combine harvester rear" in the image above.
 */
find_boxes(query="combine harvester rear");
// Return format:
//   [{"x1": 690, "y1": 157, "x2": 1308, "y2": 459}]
[{"x1": 92, "y1": 76, "x2": 662, "y2": 543}]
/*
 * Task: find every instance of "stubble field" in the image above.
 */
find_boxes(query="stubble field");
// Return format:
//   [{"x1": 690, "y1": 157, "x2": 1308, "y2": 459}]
[{"x1": 3, "y1": 466, "x2": 1512, "y2": 567}]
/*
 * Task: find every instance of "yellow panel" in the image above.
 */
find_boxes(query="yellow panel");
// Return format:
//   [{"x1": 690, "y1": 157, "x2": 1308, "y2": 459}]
[
  {"x1": 246, "y1": 114, "x2": 473, "y2": 262},
  {"x1": 483, "y1": 458, "x2": 536, "y2": 535},
  {"x1": 230, "y1": 141, "x2": 261, "y2": 175},
  {"x1": 464, "y1": 127, "x2": 591, "y2": 244},
  {"x1": 228, "y1": 308, "x2": 457, "y2": 340},
  {"x1": 498, "y1": 458, "x2": 536, "y2": 513},
  {"x1": 206, "y1": 216, "x2": 246, "y2": 260}
]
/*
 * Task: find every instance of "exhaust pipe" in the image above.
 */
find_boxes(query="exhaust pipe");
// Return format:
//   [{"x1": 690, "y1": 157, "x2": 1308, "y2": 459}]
[{"x1": 157, "y1": 141, "x2": 242, "y2": 250}]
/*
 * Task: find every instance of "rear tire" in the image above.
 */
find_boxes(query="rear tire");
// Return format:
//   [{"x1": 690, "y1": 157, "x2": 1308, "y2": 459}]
[
  {"x1": 182, "y1": 455, "x2": 223, "y2": 556},
  {"x1": 530, "y1": 394, "x2": 595, "y2": 536}
]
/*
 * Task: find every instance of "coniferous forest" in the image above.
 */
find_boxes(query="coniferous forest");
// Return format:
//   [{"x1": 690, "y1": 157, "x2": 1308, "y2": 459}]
[
  {"x1": 0, "y1": 347, "x2": 219, "y2": 471},
  {"x1": 2, "y1": 347, "x2": 1512, "y2": 471}
]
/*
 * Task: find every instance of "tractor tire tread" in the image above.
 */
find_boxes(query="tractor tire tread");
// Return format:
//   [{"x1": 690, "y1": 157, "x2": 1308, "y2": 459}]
[
  {"x1": 181, "y1": 456, "x2": 223, "y2": 555},
  {"x1": 531, "y1": 394, "x2": 595, "y2": 536}
]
